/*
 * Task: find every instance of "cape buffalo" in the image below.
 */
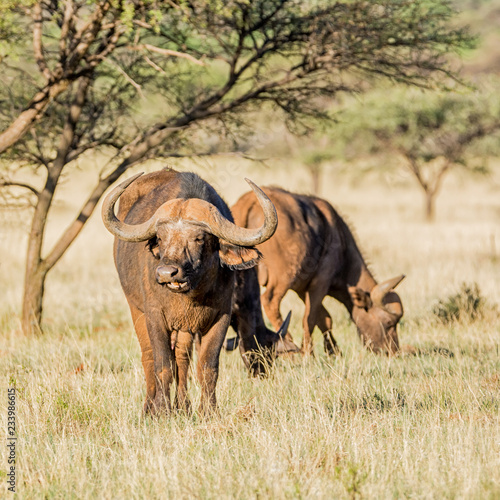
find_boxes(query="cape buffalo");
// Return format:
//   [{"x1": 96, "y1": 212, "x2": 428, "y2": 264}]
[
  {"x1": 229, "y1": 187, "x2": 407, "y2": 356},
  {"x1": 102, "y1": 169, "x2": 284, "y2": 415}
]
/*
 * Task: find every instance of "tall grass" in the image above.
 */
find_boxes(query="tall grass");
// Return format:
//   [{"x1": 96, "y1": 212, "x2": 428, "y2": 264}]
[{"x1": 1, "y1": 160, "x2": 499, "y2": 498}]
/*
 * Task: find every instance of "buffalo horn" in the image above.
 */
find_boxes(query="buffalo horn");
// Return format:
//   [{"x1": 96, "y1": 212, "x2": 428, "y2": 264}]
[
  {"x1": 276, "y1": 311, "x2": 292, "y2": 338},
  {"x1": 198, "y1": 178, "x2": 277, "y2": 246},
  {"x1": 223, "y1": 336, "x2": 239, "y2": 351},
  {"x1": 370, "y1": 274, "x2": 406, "y2": 309},
  {"x1": 101, "y1": 172, "x2": 162, "y2": 242}
]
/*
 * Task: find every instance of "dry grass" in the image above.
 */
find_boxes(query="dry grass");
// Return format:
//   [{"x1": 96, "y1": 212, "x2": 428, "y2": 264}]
[{"x1": 1, "y1": 159, "x2": 499, "y2": 499}]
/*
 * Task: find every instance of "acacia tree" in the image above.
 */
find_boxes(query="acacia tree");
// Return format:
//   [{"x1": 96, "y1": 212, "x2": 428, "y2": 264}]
[
  {"x1": 333, "y1": 88, "x2": 500, "y2": 220},
  {"x1": 0, "y1": 0, "x2": 475, "y2": 333}
]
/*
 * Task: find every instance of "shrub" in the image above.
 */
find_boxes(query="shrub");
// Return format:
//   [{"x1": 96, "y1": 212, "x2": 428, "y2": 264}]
[{"x1": 433, "y1": 282, "x2": 488, "y2": 324}]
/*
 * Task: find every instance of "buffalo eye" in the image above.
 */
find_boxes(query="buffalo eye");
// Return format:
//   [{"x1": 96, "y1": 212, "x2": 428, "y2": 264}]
[
  {"x1": 147, "y1": 237, "x2": 160, "y2": 259},
  {"x1": 194, "y1": 236, "x2": 204, "y2": 244}
]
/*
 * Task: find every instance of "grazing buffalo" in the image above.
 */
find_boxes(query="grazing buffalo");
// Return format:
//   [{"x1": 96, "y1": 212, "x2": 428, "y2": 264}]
[
  {"x1": 228, "y1": 267, "x2": 297, "y2": 363},
  {"x1": 229, "y1": 187, "x2": 407, "y2": 356},
  {"x1": 102, "y1": 169, "x2": 282, "y2": 415}
]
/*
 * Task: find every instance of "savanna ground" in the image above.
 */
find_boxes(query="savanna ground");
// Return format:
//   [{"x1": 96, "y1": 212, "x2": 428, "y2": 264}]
[{"x1": 1, "y1": 158, "x2": 499, "y2": 499}]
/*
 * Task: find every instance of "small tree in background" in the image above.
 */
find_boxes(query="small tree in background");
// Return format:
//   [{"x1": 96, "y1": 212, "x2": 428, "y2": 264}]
[
  {"x1": 332, "y1": 88, "x2": 500, "y2": 221},
  {"x1": 285, "y1": 134, "x2": 333, "y2": 195},
  {"x1": 0, "y1": 0, "x2": 475, "y2": 332},
  {"x1": 303, "y1": 150, "x2": 334, "y2": 196}
]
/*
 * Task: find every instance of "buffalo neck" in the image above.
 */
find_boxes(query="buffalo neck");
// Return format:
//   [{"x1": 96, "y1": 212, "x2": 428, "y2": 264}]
[
  {"x1": 231, "y1": 267, "x2": 268, "y2": 339},
  {"x1": 335, "y1": 220, "x2": 378, "y2": 318}
]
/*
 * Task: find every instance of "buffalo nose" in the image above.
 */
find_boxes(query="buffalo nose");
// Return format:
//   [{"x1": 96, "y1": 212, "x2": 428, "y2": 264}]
[{"x1": 156, "y1": 265, "x2": 179, "y2": 283}]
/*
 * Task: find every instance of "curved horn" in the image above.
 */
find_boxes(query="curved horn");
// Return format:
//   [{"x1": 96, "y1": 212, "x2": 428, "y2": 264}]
[
  {"x1": 201, "y1": 179, "x2": 277, "y2": 246},
  {"x1": 275, "y1": 311, "x2": 300, "y2": 354},
  {"x1": 101, "y1": 172, "x2": 161, "y2": 242},
  {"x1": 277, "y1": 311, "x2": 292, "y2": 338},
  {"x1": 224, "y1": 336, "x2": 239, "y2": 351},
  {"x1": 370, "y1": 274, "x2": 406, "y2": 308}
]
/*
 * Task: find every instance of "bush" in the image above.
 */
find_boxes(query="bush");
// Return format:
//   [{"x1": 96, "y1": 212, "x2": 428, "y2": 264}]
[{"x1": 433, "y1": 282, "x2": 489, "y2": 324}]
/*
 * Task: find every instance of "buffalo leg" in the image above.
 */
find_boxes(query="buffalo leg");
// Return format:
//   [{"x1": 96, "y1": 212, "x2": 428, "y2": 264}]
[
  {"x1": 261, "y1": 283, "x2": 296, "y2": 346},
  {"x1": 316, "y1": 305, "x2": 341, "y2": 356},
  {"x1": 193, "y1": 333, "x2": 201, "y2": 361},
  {"x1": 302, "y1": 285, "x2": 329, "y2": 356},
  {"x1": 145, "y1": 308, "x2": 174, "y2": 416},
  {"x1": 174, "y1": 330, "x2": 193, "y2": 413},
  {"x1": 196, "y1": 313, "x2": 230, "y2": 416},
  {"x1": 128, "y1": 302, "x2": 156, "y2": 413},
  {"x1": 261, "y1": 285, "x2": 285, "y2": 331}
]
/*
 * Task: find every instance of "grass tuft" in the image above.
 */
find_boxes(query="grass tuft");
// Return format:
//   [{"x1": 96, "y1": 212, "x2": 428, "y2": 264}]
[{"x1": 432, "y1": 282, "x2": 496, "y2": 324}]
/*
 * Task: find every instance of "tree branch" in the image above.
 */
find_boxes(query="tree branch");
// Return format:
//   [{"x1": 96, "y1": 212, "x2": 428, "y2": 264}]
[
  {"x1": 430, "y1": 159, "x2": 452, "y2": 196},
  {"x1": 129, "y1": 44, "x2": 206, "y2": 66},
  {"x1": 58, "y1": 0, "x2": 75, "y2": 60},
  {"x1": 0, "y1": 180, "x2": 40, "y2": 197},
  {"x1": 43, "y1": 154, "x2": 146, "y2": 272},
  {"x1": 51, "y1": 76, "x2": 92, "y2": 171},
  {"x1": 65, "y1": 1, "x2": 111, "y2": 70},
  {"x1": 403, "y1": 153, "x2": 429, "y2": 192},
  {"x1": 143, "y1": 55, "x2": 168, "y2": 75},
  {"x1": 33, "y1": 2, "x2": 52, "y2": 81},
  {"x1": 104, "y1": 57, "x2": 144, "y2": 98},
  {"x1": 0, "y1": 81, "x2": 70, "y2": 155},
  {"x1": 87, "y1": 24, "x2": 126, "y2": 67}
]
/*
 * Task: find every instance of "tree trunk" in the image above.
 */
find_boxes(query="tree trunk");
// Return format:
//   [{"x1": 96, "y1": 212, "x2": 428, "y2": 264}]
[
  {"x1": 308, "y1": 164, "x2": 321, "y2": 195},
  {"x1": 21, "y1": 186, "x2": 53, "y2": 334},
  {"x1": 20, "y1": 77, "x2": 91, "y2": 333},
  {"x1": 21, "y1": 267, "x2": 47, "y2": 334},
  {"x1": 424, "y1": 190, "x2": 435, "y2": 222}
]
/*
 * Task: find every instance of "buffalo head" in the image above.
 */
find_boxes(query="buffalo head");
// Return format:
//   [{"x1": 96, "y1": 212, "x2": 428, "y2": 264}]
[
  {"x1": 348, "y1": 275, "x2": 405, "y2": 354},
  {"x1": 102, "y1": 173, "x2": 277, "y2": 293},
  {"x1": 225, "y1": 310, "x2": 295, "y2": 351}
]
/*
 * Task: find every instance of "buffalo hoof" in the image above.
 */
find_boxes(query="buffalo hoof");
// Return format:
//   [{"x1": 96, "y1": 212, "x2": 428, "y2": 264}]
[
  {"x1": 249, "y1": 360, "x2": 272, "y2": 379},
  {"x1": 300, "y1": 347, "x2": 315, "y2": 357},
  {"x1": 143, "y1": 396, "x2": 155, "y2": 414},
  {"x1": 148, "y1": 395, "x2": 171, "y2": 417},
  {"x1": 174, "y1": 397, "x2": 192, "y2": 415},
  {"x1": 224, "y1": 336, "x2": 239, "y2": 351},
  {"x1": 325, "y1": 347, "x2": 342, "y2": 357},
  {"x1": 324, "y1": 340, "x2": 342, "y2": 357}
]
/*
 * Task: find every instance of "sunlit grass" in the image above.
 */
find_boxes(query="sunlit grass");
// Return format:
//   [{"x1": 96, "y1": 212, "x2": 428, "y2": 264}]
[{"x1": 1, "y1": 317, "x2": 498, "y2": 498}]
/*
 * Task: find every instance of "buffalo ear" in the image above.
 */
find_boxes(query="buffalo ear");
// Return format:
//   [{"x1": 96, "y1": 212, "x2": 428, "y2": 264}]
[
  {"x1": 219, "y1": 243, "x2": 262, "y2": 270},
  {"x1": 348, "y1": 286, "x2": 372, "y2": 310}
]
